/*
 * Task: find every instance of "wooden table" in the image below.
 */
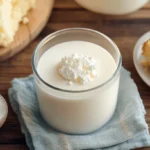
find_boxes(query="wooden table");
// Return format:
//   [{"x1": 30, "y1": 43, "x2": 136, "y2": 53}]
[{"x1": 0, "y1": 0, "x2": 150, "y2": 149}]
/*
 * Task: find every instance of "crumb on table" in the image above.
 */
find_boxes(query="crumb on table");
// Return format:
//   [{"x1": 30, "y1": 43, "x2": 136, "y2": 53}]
[{"x1": 22, "y1": 17, "x2": 29, "y2": 24}]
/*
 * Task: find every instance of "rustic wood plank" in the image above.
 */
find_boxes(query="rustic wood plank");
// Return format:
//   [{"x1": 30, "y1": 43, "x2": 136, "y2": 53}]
[
  {"x1": 0, "y1": 145, "x2": 29, "y2": 150},
  {"x1": 144, "y1": 2, "x2": 150, "y2": 9},
  {"x1": 137, "y1": 147, "x2": 150, "y2": 150},
  {"x1": 50, "y1": 9, "x2": 150, "y2": 23},
  {"x1": 54, "y1": 0, "x2": 80, "y2": 9}
]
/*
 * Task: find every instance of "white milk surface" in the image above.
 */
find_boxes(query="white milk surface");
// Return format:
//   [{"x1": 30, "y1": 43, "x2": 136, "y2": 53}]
[{"x1": 37, "y1": 41, "x2": 116, "y2": 90}]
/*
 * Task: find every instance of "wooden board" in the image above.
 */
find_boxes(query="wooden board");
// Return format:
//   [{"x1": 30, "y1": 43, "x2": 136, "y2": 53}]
[
  {"x1": 0, "y1": 0, "x2": 54, "y2": 61},
  {"x1": 0, "y1": 0, "x2": 150, "y2": 150}
]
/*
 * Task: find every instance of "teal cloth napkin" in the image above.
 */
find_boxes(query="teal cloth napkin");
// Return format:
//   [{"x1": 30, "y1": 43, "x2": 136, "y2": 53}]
[{"x1": 8, "y1": 67, "x2": 150, "y2": 150}]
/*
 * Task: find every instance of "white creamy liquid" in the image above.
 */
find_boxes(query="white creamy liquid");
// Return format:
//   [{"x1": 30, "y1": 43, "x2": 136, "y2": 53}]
[
  {"x1": 36, "y1": 41, "x2": 120, "y2": 134},
  {"x1": 37, "y1": 41, "x2": 116, "y2": 90}
]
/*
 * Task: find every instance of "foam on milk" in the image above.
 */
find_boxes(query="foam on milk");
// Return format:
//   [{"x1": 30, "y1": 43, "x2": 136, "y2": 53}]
[{"x1": 59, "y1": 53, "x2": 98, "y2": 84}]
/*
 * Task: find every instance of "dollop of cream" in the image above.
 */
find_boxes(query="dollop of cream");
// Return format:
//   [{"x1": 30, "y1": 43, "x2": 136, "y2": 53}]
[{"x1": 58, "y1": 53, "x2": 98, "y2": 84}]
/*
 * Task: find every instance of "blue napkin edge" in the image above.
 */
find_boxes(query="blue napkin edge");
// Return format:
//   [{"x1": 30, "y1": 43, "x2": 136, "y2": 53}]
[{"x1": 8, "y1": 67, "x2": 150, "y2": 150}]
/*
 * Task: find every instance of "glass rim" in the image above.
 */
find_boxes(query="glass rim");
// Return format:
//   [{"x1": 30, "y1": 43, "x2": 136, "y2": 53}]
[{"x1": 32, "y1": 28, "x2": 122, "y2": 93}]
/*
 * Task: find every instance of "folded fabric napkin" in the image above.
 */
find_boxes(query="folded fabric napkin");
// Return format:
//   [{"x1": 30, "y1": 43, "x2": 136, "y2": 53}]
[{"x1": 8, "y1": 67, "x2": 150, "y2": 150}]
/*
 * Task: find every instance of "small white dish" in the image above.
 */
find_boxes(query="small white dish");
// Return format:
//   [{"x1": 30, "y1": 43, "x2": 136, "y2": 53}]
[
  {"x1": 75, "y1": 0, "x2": 149, "y2": 15},
  {"x1": 0, "y1": 95, "x2": 8, "y2": 128},
  {"x1": 133, "y1": 31, "x2": 150, "y2": 87}
]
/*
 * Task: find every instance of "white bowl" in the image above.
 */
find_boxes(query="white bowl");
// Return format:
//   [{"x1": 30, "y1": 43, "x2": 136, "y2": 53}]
[
  {"x1": 0, "y1": 95, "x2": 8, "y2": 128},
  {"x1": 75, "y1": 0, "x2": 149, "y2": 15},
  {"x1": 133, "y1": 31, "x2": 150, "y2": 87}
]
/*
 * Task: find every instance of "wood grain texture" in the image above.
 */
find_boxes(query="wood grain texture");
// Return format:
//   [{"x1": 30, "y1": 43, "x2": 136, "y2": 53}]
[
  {"x1": 0, "y1": 145, "x2": 29, "y2": 150},
  {"x1": 0, "y1": 0, "x2": 54, "y2": 61},
  {"x1": 0, "y1": 0, "x2": 150, "y2": 150}
]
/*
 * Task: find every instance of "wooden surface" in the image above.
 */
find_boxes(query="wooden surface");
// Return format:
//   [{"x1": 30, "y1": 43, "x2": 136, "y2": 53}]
[
  {"x1": 0, "y1": 0, "x2": 54, "y2": 61},
  {"x1": 0, "y1": 0, "x2": 150, "y2": 149}
]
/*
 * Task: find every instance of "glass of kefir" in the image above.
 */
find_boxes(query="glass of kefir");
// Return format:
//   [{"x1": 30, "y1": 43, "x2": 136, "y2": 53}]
[{"x1": 32, "y1": 28, "x2": 122, "y2": 134}]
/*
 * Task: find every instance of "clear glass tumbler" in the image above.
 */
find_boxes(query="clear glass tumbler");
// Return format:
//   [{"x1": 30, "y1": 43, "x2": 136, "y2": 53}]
[{"x1": 32, "y1": 28, "x2": 122, "y2": 134}]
